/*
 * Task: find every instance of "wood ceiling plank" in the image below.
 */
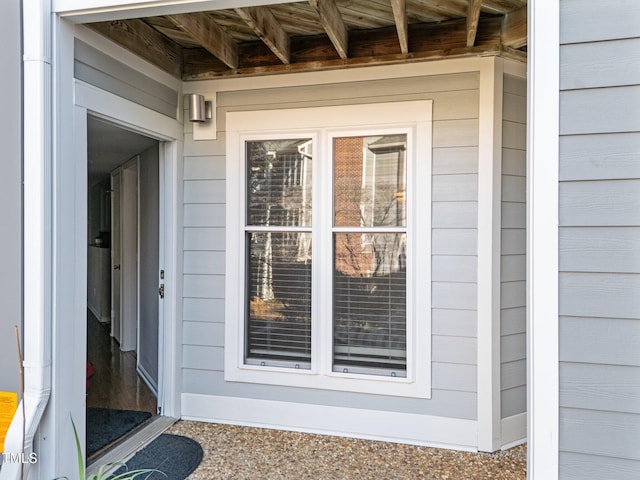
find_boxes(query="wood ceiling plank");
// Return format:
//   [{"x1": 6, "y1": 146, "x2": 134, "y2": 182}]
[
  {"x1": 309, "y1": 0, "x2": 349, "y2": 59},
  {"x1": 501, "y1": 5, "x2": 527, "y2": 48},
  {"x1": 89, "y1": 19, "x2": 182, "y2": 78},
  {"x1": 235, "y1": 7, "x2": 291, "y2": 64},
  {"x1": 391, "y1": 0, "x2": 409, "y2": 54},
  {"x1": 466, "y1": 0, "x2": 483, "y2": 47},
  {"x1": 167, "y1": 12, "x2": 239, "y2": 69}
]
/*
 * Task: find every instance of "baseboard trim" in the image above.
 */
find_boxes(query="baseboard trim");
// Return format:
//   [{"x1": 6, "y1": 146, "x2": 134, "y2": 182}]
[
  {"x1": 501, "y1": 412, "x2": 527, "y2": 449},
  {"x1": 181, "y1": 393, "x2": 478, "y2": 451}
]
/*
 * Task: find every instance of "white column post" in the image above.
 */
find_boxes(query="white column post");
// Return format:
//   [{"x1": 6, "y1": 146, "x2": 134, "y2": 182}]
[{"x1": 527, "y1": 0, "x2": 560, "y2": 478}]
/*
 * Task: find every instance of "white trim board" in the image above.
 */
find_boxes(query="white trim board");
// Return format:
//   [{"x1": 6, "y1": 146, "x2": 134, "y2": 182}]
[
  {"x1": 501, "y1": 412, "x2": 527, "y2": 449},
  {"x1": 527, "y1": 1, "x2": 560, "y2": 479},
  {"x1": 181, "y1": 394, "x2": 478, "y2": 451}
]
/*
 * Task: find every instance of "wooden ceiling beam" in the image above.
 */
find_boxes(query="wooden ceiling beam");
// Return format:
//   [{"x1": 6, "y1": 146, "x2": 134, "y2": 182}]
[
  {"x1": 89, "y1": 19, "x2": 182, "y2": 78},
  {"x1": 167, "y1": 12, "x2": 239, "y2": 69},
  {"x1": 466, "y1": 0, "x2": 482, "y2": 47},
  {"x1": 309, "y1": 0, "x2": 349, "y2": 60},
  {"x1": 184, "y1": 44, "x2": 511, "y2": 80},
  {"x1": 390, "y1": 0, "x2": 409, "y2": 54},
  {"x1": 501, "y1": 5, "x2": 527, "y2": 48},
  {"x1": 235, "y1": 7, "x2": 291, "y2": 64},
  {"x1": 183, "y1": 17, "x2": 517, "y2": 80}
]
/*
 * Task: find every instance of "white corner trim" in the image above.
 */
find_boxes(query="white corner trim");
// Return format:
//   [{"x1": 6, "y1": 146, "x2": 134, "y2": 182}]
[
  {"x1": 527, "y1": 1, "x2": 560, "y2": 479},
  {"x1": 501, "y1": 413, "x2": 527, "y2": 449},
  {"x1": 476, "y1": 56, "x2": 503, "y2": 452},
  {"x1": 181, "y1": 393, "x2": 478, "y2": 450}
]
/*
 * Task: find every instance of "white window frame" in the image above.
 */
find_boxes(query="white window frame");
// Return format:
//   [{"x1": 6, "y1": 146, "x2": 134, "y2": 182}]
[{"x1": 226, "y1": 101, "x2": 432, "y2": 398}]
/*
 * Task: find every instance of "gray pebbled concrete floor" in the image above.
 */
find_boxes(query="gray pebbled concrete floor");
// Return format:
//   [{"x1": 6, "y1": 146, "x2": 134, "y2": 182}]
[{"x1": 167, "y1": 420, "x2": 526, "y2": 480}]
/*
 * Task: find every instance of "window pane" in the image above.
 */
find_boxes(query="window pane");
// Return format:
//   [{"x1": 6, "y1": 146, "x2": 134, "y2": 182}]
[
  {"x1": 333, "y1": 233, "x2": 407, "y2": 376},
  {"x1": 246, "y1": 231, "x2": 312, "y2": 368},
  {"x1": 334, "y1": 134, "x2": 406, "y2": 228},
  {"x1": 247, "y1": 139, "x2": 313, "y2": 227}
]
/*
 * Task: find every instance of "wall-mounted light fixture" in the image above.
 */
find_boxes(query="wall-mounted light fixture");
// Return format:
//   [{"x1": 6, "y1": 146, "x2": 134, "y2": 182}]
[{"x1": 186, "y1": 93, "x2": 213, "y2": 123}]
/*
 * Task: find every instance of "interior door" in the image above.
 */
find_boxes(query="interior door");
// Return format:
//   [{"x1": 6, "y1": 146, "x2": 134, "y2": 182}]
[
  {"x1": 110, "y1": 169, "x2": 122, "y2": 343},
  {"x1": 120, "y1": 159, "x2": 139, "y2": 352}
]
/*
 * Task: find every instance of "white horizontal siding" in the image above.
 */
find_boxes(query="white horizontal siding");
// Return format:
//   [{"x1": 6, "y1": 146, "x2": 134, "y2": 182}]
[
  {"x1": 432, "y1": 255, "x2": 477, "y2": 283},
  {"x1": 560, "y1": 317, "x2": 640, "y2": 367},
  {"x1": 559, "y1": 3, "x2": 640, "y2": 473},
  {"x1": 183, "y1": 321, "x2": 224, "y2": 347},
  {"x1": 184, "y1": 227, "x2": 225, "y2": 251},
  {"x1": 561, "y1": 38, "x2": 640, "y2": 90},
  {"x1": 183, "y1": 155, "x2": 225, "y2": 180},
  {"x1": 432, "y1": 229, "x2": 477, "y2": 256},
  {"x1": 183, "y1": 251, "x2": 225, "y2": 275},
  {"x1": 560, "y1": 363, "x2": 640, "y2": 414},
  {"x1": 560, "y1": 179, "x2": 640, "y2": 226},
  {"x1": 501, "y1": 77, "x2": 526, "y2": 419},
  {"x1": 560, "y1": 408, "x2": 640, "y2": 461},
  {"x1": 183, "y1": 298, "x2": 225, "y2": 321},
  {"x1": 500, "y1": 307, "x2": 526, "y2": 337},
  {"x1": 560, "y1": 452, "x2": 640, "y2": 480},
  {"x1": 183, "y1": 204, "x2": 225, "y2": 227},
  {"x1": 559, "y1": 273, "x2": 640, "y2": 320},
  {"x1": 560, "y1": 133, "x2": 640, "y2": 181},
  {"x1": 432, "y1": 174, "x2": 477, "y2": 202},
  {"x1": 560, "y1": 227, "x2": 640, "y2": 273},
  {"x1": 559, "y1": 86, "x2": 640, "y2": 136},
  {"x1": 432, "y1": 147, "x2": 478, "y2": 175},
  {"x1": 432, "y1": 309, "x2": 476, "y2": 337},
  {"x1": 560, "y1": 0, "x2": 640, "y2": 44}
]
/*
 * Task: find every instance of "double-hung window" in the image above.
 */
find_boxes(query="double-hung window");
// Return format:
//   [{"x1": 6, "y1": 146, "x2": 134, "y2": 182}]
[{"x1": 226, "y1": 101, "x2": 432, "y2": 398}]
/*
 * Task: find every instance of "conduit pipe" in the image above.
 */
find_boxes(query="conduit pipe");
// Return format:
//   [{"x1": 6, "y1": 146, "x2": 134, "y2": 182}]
[{"x1": 0, "y1": 0, "x2": 53, "y2": 478}]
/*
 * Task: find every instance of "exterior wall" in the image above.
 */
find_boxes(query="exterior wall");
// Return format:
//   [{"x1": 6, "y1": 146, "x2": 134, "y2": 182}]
[
  {"x1": 181, "y1": 72, "x2": 481, "y2": 422},
  {"x1": 559, "y1": 1, "x2": 640, "y2": 478},
  {"x1": 500, "y1": 75, "x2": 526, "y2": 419},
  {"x1": 0, "y1": 0, "x2": 22, "y2": 396},
  {"x1": 74, "y1": 39, "x2": 179, "y2": 119}
]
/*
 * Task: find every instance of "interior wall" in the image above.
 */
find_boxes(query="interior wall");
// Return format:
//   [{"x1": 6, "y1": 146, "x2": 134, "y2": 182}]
[{"x1": 0, "y1": 0, "x2": 22, "y2": 395}]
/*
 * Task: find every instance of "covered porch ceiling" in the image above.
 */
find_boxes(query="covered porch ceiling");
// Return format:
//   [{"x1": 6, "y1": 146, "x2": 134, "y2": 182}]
[{"x1": 87, "y1": 0, "x2": 527, "y2": 80}]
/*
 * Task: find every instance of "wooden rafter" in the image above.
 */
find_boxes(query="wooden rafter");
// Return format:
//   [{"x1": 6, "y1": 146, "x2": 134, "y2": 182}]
[
  {"x1": 501, "y1": 5, "x2": 527, "y2": 48},
  {"x1": 466, "y1": 0, "x2": 482, "y2": 47},
  {"x1": 167, "y1": 13, "x2": 239, "y2": 69},
  {"x1": 183, "y1": 16, "x2": 512, "y2": 80},
  {"x1": 89, "y1": 19, "x2": 182, "y2": 78},
  {"x1": 235, "y1": 7, "x2": 291, "y2": 64},
  {"x1": 390, "y1": 0, "x2": 409, "y2": 54},
  {"x1": 309, "y1": 0, "x2": 348, "y2": 60}
]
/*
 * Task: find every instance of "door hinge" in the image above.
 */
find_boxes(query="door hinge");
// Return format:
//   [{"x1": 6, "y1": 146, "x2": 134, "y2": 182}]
[{"x1": 159, "y1": 283, "x2": 165, "y2": 299}]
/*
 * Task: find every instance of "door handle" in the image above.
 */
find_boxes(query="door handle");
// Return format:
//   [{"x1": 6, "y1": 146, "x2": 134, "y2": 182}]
[
  {"x1": 113, "y1": 264, "x2": 121, "y2": 270},
  {"x1": 159, "y1": 284, "x2": 165, "y2": 299}
]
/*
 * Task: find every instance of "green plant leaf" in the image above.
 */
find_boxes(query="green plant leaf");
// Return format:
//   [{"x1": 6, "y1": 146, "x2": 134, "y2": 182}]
[{"x1": 70, "y1": 416, "x2": 85, "y2": 480}]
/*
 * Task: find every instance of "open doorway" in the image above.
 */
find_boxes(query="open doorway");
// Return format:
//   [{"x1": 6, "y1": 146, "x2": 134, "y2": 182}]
[{"x1": 86, "y1": 115, "x2": 161, "y2": 459}]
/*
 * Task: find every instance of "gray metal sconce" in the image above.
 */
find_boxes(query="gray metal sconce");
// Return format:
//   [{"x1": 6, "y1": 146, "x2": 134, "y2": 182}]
[{"x1": 187, "y1": 93, "x2": 213, "y2": 123}]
